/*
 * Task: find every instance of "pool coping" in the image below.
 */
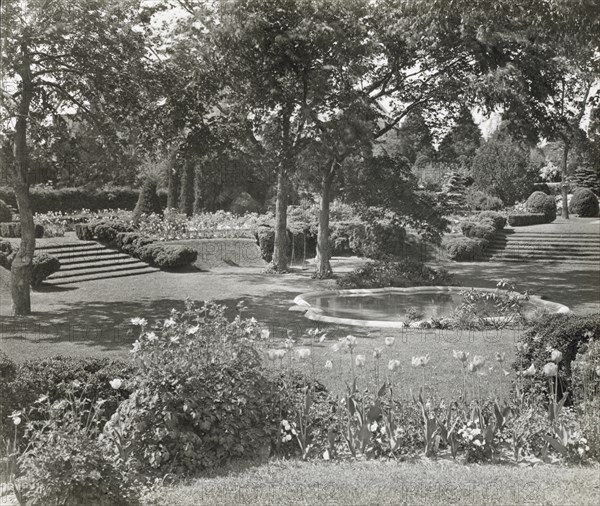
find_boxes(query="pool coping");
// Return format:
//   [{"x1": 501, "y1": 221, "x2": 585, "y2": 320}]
[{"x1": 292, "y1": 286, "x2": 571, "y2": 328}]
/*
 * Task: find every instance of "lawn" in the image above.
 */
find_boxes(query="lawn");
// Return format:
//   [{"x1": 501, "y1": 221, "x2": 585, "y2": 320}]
[{"x1": 144, "y1": 459, "x2": 600, "y2": 506}]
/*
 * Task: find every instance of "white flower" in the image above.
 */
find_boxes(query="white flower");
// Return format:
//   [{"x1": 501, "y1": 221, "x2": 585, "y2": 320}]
[
  {"x1": 186, "y1": 325, "x2": 200, "y2": 335},
  {"x1": 109, "y1": 378, "x2": 123, "y2": 390},
  {"x1": 285, "y1": 434, "x2": 292, "y2": 442},
  {"x1": 145, "y1": 331, "x2": 158, "y2": 342},
  {"x1": 551, "y1": 349, "x2": 563, "y2": 363},
  {"x1": 355, "y1": 355, "x2": 366, "y2": 368},
  {"x1": 388, "y1": 359, "x2": 401, "y2": 372},
  {"x1": 411, "y1": 354, "x2": 430, "y2": 368},
  {"x1": 495, "y1": 352, "x2": 505, "y2": 363},
  {"x1": 324, "y1": 360, "x2": 333, "y2": 369},
  {"x1": 170, "y1": 335, "x2": 180, "y2": 343},
  {"x1": 577, "y1": 447, "x2": 584, "y2": 457},
  {"x1": 523, "y1": 364, "x2": 536, "y2": 377},
  {"x1": 267, "y1": 350, "x2": 278, "y2": 361},
  {"x1": 543, "y1": 362, "x2": 558, "y2": 377},
  {"x1": 296, "y1": 348, "x2": 311, "y2": 361},
  {"x1": 384, "y1": 336, "x2": 395, "y2": 347},
  {"x1": 72, "y1": 380, "x2": 81, "y2": 389},
  {"x1": 34, "y1": 395, "x2": 48, "y2": 404},
  {"x1": 323, "y1": 449, "x2": 330, "y2": 460},
  {"x1": 13, "y1": 416, "x2": 21, "y2": 426},
  {"x1": 261, "y1": 329, "x2": 271, "y2": 340},
  {"x1": 319, "y1": 333, "x2": 328, "y2": 343},
  {"x1": 164, "y1": 318, "x2": 176, "y2": 328},
  {"x1": 453, "y1": 350, "x2": 469, "y2": 362},
  {"x1": 370, "y1": 421, "x2": 378, "y2": 432},
  {"x1": 344, "y1": 335, "x2": 357, "y2": 350},
  {"x1": 130, "y1": 317, "x2": 147, "y2": 327},
  {"x1": 473, "y1": 440, "x2": 482, "y2": 447}
]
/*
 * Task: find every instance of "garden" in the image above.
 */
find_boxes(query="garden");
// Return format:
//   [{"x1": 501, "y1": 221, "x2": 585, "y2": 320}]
[{"x1": 1, "y1": 0, "x2": 600, "y2": 505}]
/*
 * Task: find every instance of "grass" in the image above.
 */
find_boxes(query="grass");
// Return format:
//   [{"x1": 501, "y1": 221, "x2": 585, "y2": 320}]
[{"x1": 144, "y1": 459, "x2": 600, "y2": 506}]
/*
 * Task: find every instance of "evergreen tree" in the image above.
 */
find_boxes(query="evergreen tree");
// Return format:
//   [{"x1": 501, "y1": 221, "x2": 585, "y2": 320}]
[{"x1": 438, "y1": 108, "x2": 483, "y2": 169}]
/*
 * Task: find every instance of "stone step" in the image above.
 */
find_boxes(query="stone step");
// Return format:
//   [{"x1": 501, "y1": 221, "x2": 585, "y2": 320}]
[
  {"x1": 45, "y1": 266, "x2": 159, "y2": 285},
  {"x1": 48, "y1": 262, "x2": 156, "y2": 280},
  {"x1": 53, "y1": 252, "x2": 133, "y2": 265},
  {"x1": 57, "y1": 257, "x2": 143, "y2": 271},
  {"x1": 40, "y1": 246, "x2": 113, "y2": 256},
  {"x1": 486, "y1": 247, "x2": 600, "y2": 256}
]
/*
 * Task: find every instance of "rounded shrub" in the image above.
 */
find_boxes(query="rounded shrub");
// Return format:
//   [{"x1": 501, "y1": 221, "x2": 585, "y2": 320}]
[
  {"x1": 569, "y1": 188, "x2": 599, "y2": 217},
  {"x1": 31, "y1": 254, "x2": 61, "y2": 287},
  {"x1": 477, "y1": 211, "x2": 506, "y2": 230},
  {"x1": 460, "y1": 221, "x2": 496, "y2": 241},
  {"x1": 465, "y1": 188, "x2": 504, "y2": 211},
  {"x1": 229, "y1": 192, "x2": 260, "y2": 215},
  {"x1": 0, "y1": 199, "x2": 11, "y2": 223},
  {"x1": 526, "y1": 191, "x2": 556, "y2": 223},
  {"x1": 445, "y1": 237, "x2": 486, "y2": 261}
]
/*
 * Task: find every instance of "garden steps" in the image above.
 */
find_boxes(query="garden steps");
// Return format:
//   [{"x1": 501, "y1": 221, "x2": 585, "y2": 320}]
[
  {"x1": 485, "y1": 229, "x2": 600, "y2": 264},
  {"x1": 38, "y1": 240, "x2": 160, "y2": 285}
]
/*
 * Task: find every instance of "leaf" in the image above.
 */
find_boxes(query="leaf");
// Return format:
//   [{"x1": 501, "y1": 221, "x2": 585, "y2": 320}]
[
  {"x1": 541, "y1": 435, "x2": 568, "y2": 456},
  {"x1": 377, "y1": 382, "x2": 388, "y2": 398},
  {"x1": 366, "y1": 404, "x2": 382, "y2": 423}
]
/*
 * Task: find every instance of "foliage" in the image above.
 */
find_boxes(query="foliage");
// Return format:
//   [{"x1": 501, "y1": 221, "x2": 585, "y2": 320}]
[
  {"x1": 477, "y1": 212, "x2": 507, "y2": 230},
  {"x1": 0, "y1": 222, "x2": 44, "y2": 238},
  {"x1": 0, "y1": 355, "x2": 135, "y2": 441},
  {"x1": 507, "y1": 213, "x2": 547, "y2": 227},
  {"x1": 571, "y1": 165, "x2": 600, "y2": 196},
  {"x1": 460, "y1": 221, "x2": 497, "y2": 241},
  {"x1": 0, "y1": 199, "x2": 12, "y2": 222},
  {"x1": 569, "y1": 188, "x2": 599, "y2": 217},
  {"x1": 438, "y1": 107, "x2": 483, "y2": 170},
  {"x1": 464, "y1": 188, "x2": 504, "y2": 211},
  {"x1": 13, "y1": 383, "x2": 142, "y2": 506},
  {"x1": 471, "y1": 136, "x2": 538, "y2": 205},
  {"x1": 444, "y1": 237, "x2": 486, "y2": 261},
  {"x1": 337, "y1": 259, "x2": 455, "y2": 289},
  {"x1": 30, "y1": 254, "x2": 61, "y2": 288},
  {"x1": 110, "y1": 301, "x2": 278, "y2": 474},
  {"x1": 512, "y1": 313, "x2": 600, "y2": 402},
  {"x1": 571, "y1": 340, "x2": 600, "y2": 407},
  {"x1": 526, "y1": 191, "x2": 557, "y2": 223},
  {"x1": 133, "y1": 178, "x2": 162, "y2": 222}
]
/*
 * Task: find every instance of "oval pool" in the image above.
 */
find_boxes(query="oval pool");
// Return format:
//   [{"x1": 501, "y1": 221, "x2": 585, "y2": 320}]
[{"x1": 293, "y1": 286, "x2": 570, "y2": 328}]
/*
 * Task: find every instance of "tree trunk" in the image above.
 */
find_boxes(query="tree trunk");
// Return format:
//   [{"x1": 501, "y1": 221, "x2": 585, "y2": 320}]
[
  {"x1": 179, "y1": 159, "x2": 195, "y2": 216},
  {"x1": 10, "y1": 44, "x2": 35, "y2": 315},
  {"x1": 272, "y1": 167, "x2": 288, "y2": 271},
  {"x1": 166, "y1": 145, "x2": 180, "y2": 210},
  {"x1": 561, "y1": 141, "x2": 570, "y2": 219},
  {"x1": 314, "y1": 169, "x2": 334, "y2": 279}
]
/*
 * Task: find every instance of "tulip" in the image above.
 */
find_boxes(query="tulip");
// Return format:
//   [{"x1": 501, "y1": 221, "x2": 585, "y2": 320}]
[
  {"x1": 495, "y1": 352, "x2": 505, "y2": 363},
  {"x1": 130, "y1": 317, "x2": 148, "y2": 327},
  {"x1": 296, "y1": 348, "x2": 311, "y2": 361},
  {"x1": 344, "y1": 335, "x2": 357, "y2": 350},
  {"x1": 551, "y1": 349, "x2": 563, "y2": 363},
  {"x1": 324, "y1": 360, "x2": 333, "y2": 369},
  {"x1": 373, "y1": 348, "x2": 382, "y2": 359},
  {"x1": 261, "y1": 329, "x2": 271, "y2": 340},
  {"x1": 109, "y1": 378, "x2": 123, "y2": 390},
  {"x1": 453, "y1": 350, "x2": 469, "y2": 362},
  {"x1": 388, "y1": 359, "x2": 401, "y2": 372},
  {"x1": 384, "y1": 336, "x2": 395, "y2": 347},
  {"x1": 267, "y1": 350, "x2": 278, "y2": 361},
  {"x1": 543, "y1": 362, "x2": 558, "y2": 377},
  {"x1": 515, "y1": 342, "x2": 529, "y2": 353},
  {"x1": 523, "y1": 364, "x2": 536, "y2": 377},
  {"x1": 472, "y1": 355, "x2": 486, "y2": 369},
  {"x1": 355, "y1": 355, "x2": 366, "y2": 368}
]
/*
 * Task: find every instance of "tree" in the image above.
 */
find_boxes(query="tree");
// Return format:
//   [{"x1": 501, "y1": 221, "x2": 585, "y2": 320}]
[
  {"x1": 382, "y1": 109, "x2": 434, "y2": 166},
  {"x1": 438, "y1": 107, "x2": 482, "y2": 170},
  {"x1": 1, "y1": 0, "x2": 153, "y2": 314}
]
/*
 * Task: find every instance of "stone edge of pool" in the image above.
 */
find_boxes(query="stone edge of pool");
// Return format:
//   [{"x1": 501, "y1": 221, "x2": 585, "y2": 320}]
[{"x1": 292, "y1": 286, "x2": 571, "y2": 329}]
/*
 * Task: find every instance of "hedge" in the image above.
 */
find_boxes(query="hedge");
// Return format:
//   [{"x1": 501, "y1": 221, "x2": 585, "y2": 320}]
[
  {"x1": 0, "y1": 243, "x2": 60, "y2": 286},
  {"x1": 507, "y1": 213, "x2": 547, "y2": 227},
  {"x1": 0, "y1": 186, "x2": 168, "y2": 213},
  {"x1": 444, "y1": 237, "x2": 487, "y2": 261},
  {"x1": 477, "y1": 211, "x2": 506, "y2": 230},
  {"x1": 460, "y1": 221, "x2": 497, "y2": 241},
  {"x1": 0, "y1": 222, "x2": 44, "y2": 238},
  {"x1": 569, "y1": 188, "x2": 599, "y2": 217},
  {"x1": 75, "y1": 221, "x2": 197, "y2": 269}
]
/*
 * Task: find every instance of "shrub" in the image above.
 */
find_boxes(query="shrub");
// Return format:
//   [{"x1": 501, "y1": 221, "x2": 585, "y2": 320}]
[
  {"x1": 15, "y1": 382, "x2": 141, "y2": 506},
  {"x1": 0, "y1": 199, "x2": 12, "y2": 222},
  {"x1": 465, "y1": 188, "x2": 504, "y2": 211},
  {"x1": 477, "y1": 211, "x2": 506, "y2": 230},
  {"x1": 330, "y1": 221, "x2": 406, "y2": 259},
  {"x1": 30, "y1": 254, "x2": 61, "y2": 287},
  {"x1": 132, "y1": 178, "x2": 162, "y2": 222},
  {"x1": 255, "y1": 226, "x2": 275, "y2": 263},
  {"x1": 336, "y1": 259, "x2": 455, "y2": 289},
  {"x1": 75, "y1": 223, "x2": 94, "y2": 241},
  {"x1": 138, "y1": 243, "x2": 197, "y2": 268},
  {"x1": 512, "y1": 313, "x2": 600, "y2": 402},
  {"x1": 507, "y1": 213, "x2": 547, "y2": 227},
  {"x1": 526, "y1": 191, "x2": 556, "y2": 223},
  {"x1": 569, "y1": 188, "x2": 599, "y2": 217},
  {"x1": 460, "y1": 221, "x2": 496, "y2": 241},
  {"x1": 0, "y1": 356, "x2": 135, "y2": 440},
  {"x1": 229, "y1": 191, "x2": 261, "y2": 215},
  {"x1": 0, "y1": 222, "x2": 44, "y2": 238},
  {"x1": 111, "y1": 301, "x2": 279, "y2": 474},
  {"x1": 445, "y1": 237, "x2": 486, "y2": 261},
  {"x1": 0, "y1": 240, "x2": 13, "y2": 269}
]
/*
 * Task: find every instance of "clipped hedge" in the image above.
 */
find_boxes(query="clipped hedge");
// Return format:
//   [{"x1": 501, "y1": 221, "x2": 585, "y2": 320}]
[
  {"x1": 0, "y1": 199, "x2": 11, "y2": 222},
  {"x1": 445, "y1": 237, "x2": 487, "y2": 261},
  {"x1": 0, "y1": 222, "x2": 44, "y2": 238},
  {"x1": 507, "y1": 213, "x2": 547, "y2": 227},
  {"x1": 460, "y1": 221, "x2": 497, "y2": 241},
  {"x1": 76, "y1": 221, "x2": 197, "y2": 269},
  {"x1": 31, "y1": 254, "x2": 61, "y2": 287},
  {"x1": 569, "y1": 188, "x2": 599, "y2": 217},
  {"x1": 0, "y1": 186, "x2": 168, "y2": 213},
  {"x1": 526, "y1": 191, "x2": 556, "y2": 223}
]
